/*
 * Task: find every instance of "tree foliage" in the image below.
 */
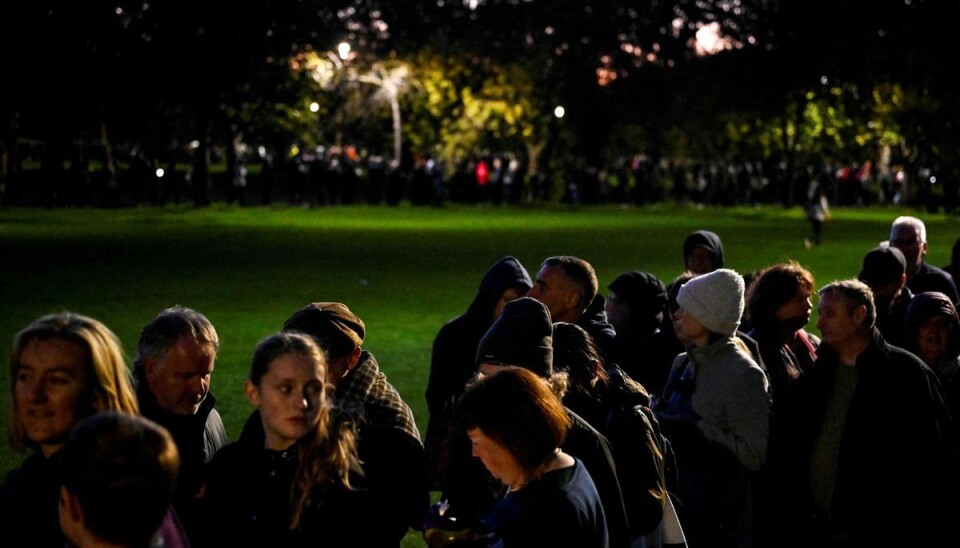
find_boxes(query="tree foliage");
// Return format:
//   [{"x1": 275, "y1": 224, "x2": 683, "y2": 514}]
[{"x1": 3, "y1": 0, "x2": 960, "y2": 201}]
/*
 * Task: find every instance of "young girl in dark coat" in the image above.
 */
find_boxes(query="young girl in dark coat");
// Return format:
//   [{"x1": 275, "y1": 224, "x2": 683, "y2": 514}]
[{"x1": 202, "y1": 332, "x2": 364, "y2": 547}]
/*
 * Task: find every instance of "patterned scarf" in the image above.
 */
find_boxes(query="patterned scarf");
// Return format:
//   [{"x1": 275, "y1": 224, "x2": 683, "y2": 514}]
[{"x1": 336, "y1": 351, "x2": 422, "y2": 442}]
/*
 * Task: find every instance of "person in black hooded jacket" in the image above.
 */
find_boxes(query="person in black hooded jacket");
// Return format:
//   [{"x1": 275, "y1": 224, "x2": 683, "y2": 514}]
[
  {"x1": 681, "y1": 230, "x2": 725, "y2": 275},
  {"x1": 424, "y1": 256, "x2": 533, "y2": 489}
]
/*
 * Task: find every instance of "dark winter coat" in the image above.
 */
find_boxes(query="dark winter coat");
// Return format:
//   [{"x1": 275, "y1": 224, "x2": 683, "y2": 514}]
[
  {"x1": 202, "y1": 420, "x2": 371, "y2": 548},
  {"x1": 427, "y1": 256, "x2": 533, "y2": 416},
  {"x1": 337, "y1": 351, "x2": 429, "y2": 546},
  {"x1": 0, "y1": 452, "x2": 63, "y2": 548},
  {"x1": 799, "y1": 329, "x2": 956, "y2": 544},
  {"x1": 577, "y1": 295, "x2": 621, "y2": 366},
  {"x1": 483, "y1": 459, "x2": 609, "y2": 548},
  {"x1": 908, "y1": 261, "x2": 959, "y2": 304},
  {"x1": 135, "y1": 368, "x2": 227, "y2": 542},
  {"x1": 425, "y1": 256, "x2": 531, "y2": 488}
]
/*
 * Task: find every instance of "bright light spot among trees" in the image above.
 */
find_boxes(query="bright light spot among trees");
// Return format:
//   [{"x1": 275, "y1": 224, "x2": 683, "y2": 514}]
[
  {"x1": 309, "y1": 102, "x2": 320, "y2": 113},
  {"x1": 155, "y1": 168, "x2": 164, "y2": 178},
  {"x1": 692, "y1": 22, "x2": 741, "y2": 56},
  {"x1": 337, "y1": 42, "x2": 351, "y2": 60},
  {"x1": 554, "y1": 106, "x2": 565, "y2": 118}
]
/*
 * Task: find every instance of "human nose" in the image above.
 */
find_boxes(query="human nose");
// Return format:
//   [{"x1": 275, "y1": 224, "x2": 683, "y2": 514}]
[
  {"x1": 190, "y1": 376, "x2": 207, "y2": 396},
  {"x1": 28, "y1": 379, "x2": 48, "y2": 403}
]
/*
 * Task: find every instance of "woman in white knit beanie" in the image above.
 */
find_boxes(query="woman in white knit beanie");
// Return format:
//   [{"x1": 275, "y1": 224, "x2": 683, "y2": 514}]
[{"x1": 654, "y1": 268, "x2": 770, "y2": 548}]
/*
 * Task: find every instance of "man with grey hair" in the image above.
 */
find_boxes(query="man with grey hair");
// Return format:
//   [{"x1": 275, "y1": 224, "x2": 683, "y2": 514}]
[
  {"x1": 889, "y1": 215, "x2": 958, "y2": 303},
  {"x1": 799, "y1": 279, "x2": 954, "y2": 545},
  {"x1": 134, "y1": 305, "x2": 227, "y2": 536},
  {"x1": 527, "y1": 255, "x2": 619, "y2": 364}
]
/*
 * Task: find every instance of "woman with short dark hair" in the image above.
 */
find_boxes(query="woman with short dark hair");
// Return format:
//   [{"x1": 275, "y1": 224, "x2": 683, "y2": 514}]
[{"x1": 457, "y1": 367, "x2": 608, "y2": 547}]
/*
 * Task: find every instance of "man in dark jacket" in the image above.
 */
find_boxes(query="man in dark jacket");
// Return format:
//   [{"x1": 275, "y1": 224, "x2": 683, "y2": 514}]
[
  {"x1": 425, "y1": 256, "x2": 532, "y2": 489},
  {"x1": 134, "y1": 306, "x2": 228, "y2": 539},
  {"x1": 802, "y1": 280, "x2": 955, "y2": 545},
  {"x1": 527, "y1": 255, "x2": 619, "y2": 364},
  {"x1": 857, "y1": 245, "x2": 913, "y2": 347},
  {"x1": 889, "y1": 215, "x2": 959, "y2": 303},
  {"x1": 283, "y1": 302, "x2": 428, "y2": 547}
]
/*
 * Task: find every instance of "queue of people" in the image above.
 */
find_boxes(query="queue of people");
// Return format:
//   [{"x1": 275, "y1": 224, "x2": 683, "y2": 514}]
[{"x1": 3, "y1": 214, "x2": 960, "y2": 547}]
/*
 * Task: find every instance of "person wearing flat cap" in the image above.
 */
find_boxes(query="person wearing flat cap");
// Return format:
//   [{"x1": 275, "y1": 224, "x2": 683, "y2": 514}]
[
  {"x1": 857, "y1": 245, "x2": 912, "y2": 347},
  {"x1": 653, "y1": 268, "x2": 770, "y2": 548},
  {"x1": 282, "y1": 302, "x2": 428, "y2": 547}
]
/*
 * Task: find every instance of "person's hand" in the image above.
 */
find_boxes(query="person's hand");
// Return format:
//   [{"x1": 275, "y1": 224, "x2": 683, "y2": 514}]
[{"x1": 423, "y1": 500, "x2": 493, "y2": 548}]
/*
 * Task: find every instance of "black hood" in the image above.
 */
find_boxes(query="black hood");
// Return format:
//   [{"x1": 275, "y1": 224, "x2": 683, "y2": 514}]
[
  {"x1": 464, "y1": 256, "x2": 533, "y2": 324},
  {"x1": 682, "y1": 230, "x2": 725, "y2": 271}
]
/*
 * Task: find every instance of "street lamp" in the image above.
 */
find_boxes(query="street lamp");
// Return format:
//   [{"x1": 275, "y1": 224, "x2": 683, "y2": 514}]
[
  {"x1": 337, "y1": 42, "x2": 352, "y2": 61},
  {"x1": 554, "y1": 106, "x2": 565, "y2": 119}
]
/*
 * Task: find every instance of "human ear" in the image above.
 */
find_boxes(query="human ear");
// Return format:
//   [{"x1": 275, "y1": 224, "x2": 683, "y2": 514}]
[
  {"x1": 854, "y1": 304, "x2": 868, "y2": 325},
  {"x1": 244, "y1": 379, "x2": 260, "y2": 408}
]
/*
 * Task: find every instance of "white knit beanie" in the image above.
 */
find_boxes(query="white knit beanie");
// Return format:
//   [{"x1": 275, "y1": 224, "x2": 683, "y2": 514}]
[{"x1": 676, "y1": 268, "x2": 744, "y2": 336}]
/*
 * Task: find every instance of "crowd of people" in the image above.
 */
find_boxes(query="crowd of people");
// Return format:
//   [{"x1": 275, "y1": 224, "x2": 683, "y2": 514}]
[
  {"x1": 3, "y1": 214, "x2": 960, "y2": 547},
  {"x1": 5, "y1": 139, "x2": 954, "y2": 213}
]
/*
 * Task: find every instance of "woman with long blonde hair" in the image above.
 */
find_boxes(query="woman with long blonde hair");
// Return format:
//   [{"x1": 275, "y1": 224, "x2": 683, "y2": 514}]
[{"x1": 1, "y1": 312, "x2": 139, "y2": 547}]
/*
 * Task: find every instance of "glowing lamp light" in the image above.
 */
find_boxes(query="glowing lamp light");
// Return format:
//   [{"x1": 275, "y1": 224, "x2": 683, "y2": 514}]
[
  {"x1": 309, "y1": 102, "x2": 320, "y2": 113},
  {"x1": 155, "y1": 168, "x2": 165, "y2": 178},
  {"x1": 337, "y1": 42, "x2": 351, "y2": 60},
  {"x1": 554, "y1": 106, "x2": 565, "y2": 119}
]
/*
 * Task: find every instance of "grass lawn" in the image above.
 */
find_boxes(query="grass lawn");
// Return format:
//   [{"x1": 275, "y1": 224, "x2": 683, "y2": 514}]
[{"x1": 2, "y1": 202, "x2": 956, "y2": 545}]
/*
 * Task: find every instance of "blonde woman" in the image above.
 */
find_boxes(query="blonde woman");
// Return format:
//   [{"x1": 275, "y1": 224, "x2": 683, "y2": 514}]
[{"x1": 1, "y1": 312, "x2": 140, "y2": 547}]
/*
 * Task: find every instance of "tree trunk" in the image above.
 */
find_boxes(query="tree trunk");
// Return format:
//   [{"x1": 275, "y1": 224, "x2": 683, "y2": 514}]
[{"x1": 390, "y1": 95, "x2": 402, "y2": 170}]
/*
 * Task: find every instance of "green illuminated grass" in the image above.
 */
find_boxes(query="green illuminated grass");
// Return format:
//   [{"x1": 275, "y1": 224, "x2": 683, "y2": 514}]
[{"x1": 2, "y1": 202, "x2": 955, "y2": 546}]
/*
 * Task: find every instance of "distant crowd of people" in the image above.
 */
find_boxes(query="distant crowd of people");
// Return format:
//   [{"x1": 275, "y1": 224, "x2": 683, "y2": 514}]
[
  {"x1": 3, "y1": 214, "x2": 960, "y2": 547},
  {"x1": 3, "y1": 141, "x2": 953, "y2": 213}
]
